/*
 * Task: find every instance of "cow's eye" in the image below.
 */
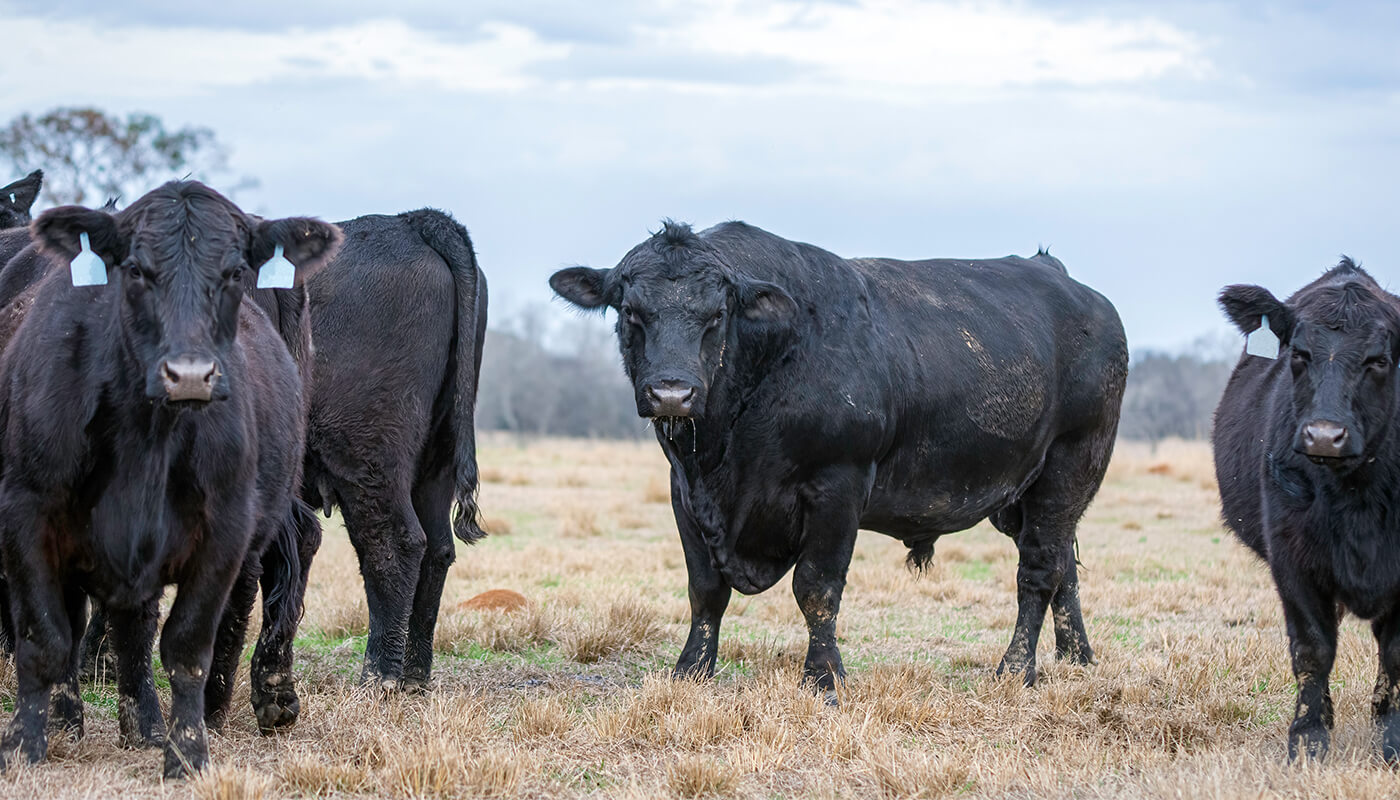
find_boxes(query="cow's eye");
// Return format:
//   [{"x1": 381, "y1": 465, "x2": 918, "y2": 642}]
[
  {"x1": 227, "y1": 269, "x2": 242, "y2": 284},
  {"x1": 623, "y1": 306, "x2": 642, "y2": 327},
  {"x1": 706, "y1": 310, "x2": 723, "y2": 329},
  {"x1": 1291, "y1": 348, "x2": 1311, "y2": 364},
  {"x1": 1365, "y1": 355, "x2": 1390, "y2": 372},
  {"x1": 126, "y1": 262, "x2": 142, "y2": 282}
]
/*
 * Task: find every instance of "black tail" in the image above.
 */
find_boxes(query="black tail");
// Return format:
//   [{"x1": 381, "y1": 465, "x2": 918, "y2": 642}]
[
  {"x1": 403, "y1": 209, "x2": 488, "y2": 545},
  {"x1": 261, "y1": 499, "x2": 319, "y2": 639}
]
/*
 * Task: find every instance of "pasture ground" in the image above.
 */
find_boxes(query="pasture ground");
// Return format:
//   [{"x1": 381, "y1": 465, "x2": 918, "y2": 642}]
[{"x1": 2, "y1": 436, "x2": 1399, "y2": 799}]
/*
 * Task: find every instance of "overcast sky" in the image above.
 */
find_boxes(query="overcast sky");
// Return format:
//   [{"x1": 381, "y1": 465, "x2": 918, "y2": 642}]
[{"x1": 2, "y1": 0, "x2": 1396, "y2": 351}]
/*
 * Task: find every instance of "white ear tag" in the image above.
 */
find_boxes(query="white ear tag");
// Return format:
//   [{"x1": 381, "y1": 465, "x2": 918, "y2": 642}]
[
  {"x1": 7, "y1": 193, "x2": 14, "y2": 204},
  {"x1": 1246, "y1": 313, "x2": 1280, "y2": 359},
  {"x1": 69, "y1": 232, "x2": 108, "y2": 286},
  {"x1": 256, "y1": 243, "x2": 296, "y2": 289}
]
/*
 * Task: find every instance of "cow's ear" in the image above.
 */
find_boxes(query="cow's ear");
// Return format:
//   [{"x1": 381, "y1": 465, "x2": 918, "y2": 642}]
[
  {"x1": 0, "y1": 170, "x2": 42, "y2": 216},
  {"x1": 251, "y1": 217, "x2": 342, "y2": 285},
  {"x1": 1218, "y1": 284, "x2": 1294, "y2": 345},
  {"x1": 738, "y1": 278, "x2": 796, "y2": 324},
  {"x1": 31, "y1": 205, "x2": 125, "y2": 268},
  {"x1": 550, "y1": 266, "x2": 615, "y2": 309}
]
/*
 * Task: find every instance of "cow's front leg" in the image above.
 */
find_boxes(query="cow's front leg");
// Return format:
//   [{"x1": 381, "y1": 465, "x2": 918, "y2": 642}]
[
  {"x1": 0, "y1": 516, "x2": 74, "y2": 769},
  {"x1": 159, "y1": 518, "x2": 249, "y2": 778},
  {"x1": 1274, "y1": 566, "x2": 1336, "y2": 761},
  {"x1": 792, "y1": 472, "x2": 861, "y2": 704},
  {"x1": 1372, "y1": 613, "x2": 1400, "y2": 762},
  {"x1": 672, "y1": 478, "x2": 731, "y2": 680}
]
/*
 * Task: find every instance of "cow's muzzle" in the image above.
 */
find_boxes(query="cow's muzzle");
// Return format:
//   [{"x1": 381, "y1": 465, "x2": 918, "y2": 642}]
[
  {"x1": 161, "y1": 356, "x2": 219, "y2": 402},
  {"x1": 642, "y1": 380, "x2": 698, "y2": 418},
  {"x1": 1298, "y1": 419, "x2": 1354, "y2": 460}
]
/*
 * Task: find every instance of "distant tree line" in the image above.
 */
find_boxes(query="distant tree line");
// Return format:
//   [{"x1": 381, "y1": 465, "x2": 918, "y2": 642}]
[
  {"x1": 477, "y1": 309, "x2": 646, "y2": 439},
  {"x1": 1118, "y1": 348, "x2": 1235, "y2": 447}
]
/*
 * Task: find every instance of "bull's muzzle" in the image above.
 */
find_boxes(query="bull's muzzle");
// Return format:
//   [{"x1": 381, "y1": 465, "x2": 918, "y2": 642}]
[
  {"x1": 1300, "y1": 420, "x2": 1349, "y2": 459},
  {"x1": 161, "y1": 356, "x2": 218, "y2": 402},
  {"x1": 643, "y1": 380, "x2": 697, "y2": 418}
]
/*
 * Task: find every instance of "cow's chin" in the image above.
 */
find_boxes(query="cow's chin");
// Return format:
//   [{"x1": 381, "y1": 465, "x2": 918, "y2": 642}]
[
  {"x1": 1299, "y1": 450, "x2": 1364, "y2": 471},
  {"x1": 651, "y1": 416, "x2": 694, "y2": 441}
]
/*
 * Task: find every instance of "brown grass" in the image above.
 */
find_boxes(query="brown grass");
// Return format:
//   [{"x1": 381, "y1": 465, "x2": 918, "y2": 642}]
[{"x1": 8, "y1": 435, "x2": 1399, "y2": 799}]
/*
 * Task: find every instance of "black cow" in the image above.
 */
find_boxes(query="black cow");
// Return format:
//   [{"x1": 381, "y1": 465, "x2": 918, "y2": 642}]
[
  {"x1": 0, "y1": 207, "x2": 324, "y2": 734},
  {"x1": 0, "y1": 171, "x2": 41, "y2": 231},
  {"x1": 0, "y1": 206, "x2": 488, "y2": 728},
  {"x1": 1214, "y1": 258, "x2": 1400, "y2": 762},
  {"x1": 86, "y1": 208, "x2": 489, "y2": 699},
  {"x1": 550, "y1": 221, "x2": 1127, "y2": 694},
  {"x1": 300, "y1": 210, "x2": 487, "y2": 690},
  {"x1": 0, "y1": 181, "x2": 339, "y2": 777}
]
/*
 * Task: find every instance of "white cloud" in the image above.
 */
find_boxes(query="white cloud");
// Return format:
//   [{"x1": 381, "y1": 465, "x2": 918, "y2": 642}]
[
  {"x1": 0, "y1": 1, "x2": 1207, "y2": 108},
  {"x1": 637, "y1": 0, "x2": 1208, "y2": 92},
  {"x1": 0, "y1": 16, "x2": 571, "y2": 104}
]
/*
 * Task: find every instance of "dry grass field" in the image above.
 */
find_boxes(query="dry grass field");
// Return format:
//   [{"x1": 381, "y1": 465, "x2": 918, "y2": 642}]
[{"x1": 2, "y1": 435, "x2": 1400, "y2": 799}]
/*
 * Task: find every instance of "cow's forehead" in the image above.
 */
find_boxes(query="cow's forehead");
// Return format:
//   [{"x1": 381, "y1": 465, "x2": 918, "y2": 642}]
[
  {"x1": 122, "y1": 198, "x2": 247, "y2": 268},
  {"x1": 623, "y1": 269, "x2": 728, "y2": 306}
]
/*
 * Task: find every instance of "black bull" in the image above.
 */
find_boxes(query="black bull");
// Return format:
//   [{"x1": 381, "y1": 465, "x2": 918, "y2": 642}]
[{"x1": 552, "y1": 221, "x2": 1128, "y2": 692}]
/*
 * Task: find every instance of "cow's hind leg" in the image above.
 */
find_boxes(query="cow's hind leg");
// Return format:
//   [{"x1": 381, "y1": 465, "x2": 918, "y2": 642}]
[
  {"x1": 402, "y1": 470, "x2": 454, "y2": 692},
  {"x1": 47, "y1": 584, "x2": 87, "y2": 741},
  {"x1": 251, "y1": 500, "x2": 321, "y2": 732},
  {"x1": 997, "y1": 429, "x2": 1110, "y2": 686},
  {"x1": 1050, "y1": 557, "x2": 1094, "y2": 666},
  {"x1": 78, "y1": 602, "x2": 116, "y2": 683},
  {"x1": 108, "y1": 601, "x2": 165, "y2": 748},
  {"x1": 340, "y1": 484, "x2": 427, "y2": 691},
  {"x1": 204, "y1": 562, "x2": 261, "y2": 731}
]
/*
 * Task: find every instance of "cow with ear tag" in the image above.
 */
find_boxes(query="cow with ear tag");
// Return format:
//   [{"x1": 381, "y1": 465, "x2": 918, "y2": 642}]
[
  {"x1": 0, "y1": 171, "x2": 44, "y2": 272},
  {"x1": 551, "y1": 221, "x2": 1128, "y2": 698},
  {"x1": 0, "y1": 170, "x2": 42, "y2": 232},
  {"x1": 1214, "y1": 258, "x2": 1400, "y2": 763},
  {"x1": 0, "y1": 181, "x2": 339, "y2": 778}
]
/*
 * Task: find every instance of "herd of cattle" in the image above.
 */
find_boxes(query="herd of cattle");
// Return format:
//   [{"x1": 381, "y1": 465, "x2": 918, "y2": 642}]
[{"x1": 0, "y1": 168, "x2": 1394, "y2": 776}]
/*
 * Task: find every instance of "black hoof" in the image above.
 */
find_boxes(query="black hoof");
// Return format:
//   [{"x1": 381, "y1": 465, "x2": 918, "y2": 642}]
[
  {"x1": 1287, "y1": 724, "x2": 1329, "y2": 762},
  {"x1": 0, "y1": 733, "x2": 46, "y2": 770},
  {"x1": 1380, "y1": 714, "x2": 1400, "y2": 764},
  {"x1": 996, "y1": 659, "x2": 1037, "y2": 687},
  {"x1": 252, "y1": 686, "x2": 301, "y2": 733}
]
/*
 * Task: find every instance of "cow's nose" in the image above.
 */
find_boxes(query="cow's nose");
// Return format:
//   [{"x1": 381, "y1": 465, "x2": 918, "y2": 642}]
[
  {"x1": 645, "y1": 380, "x2": 696, "y2": 417},
  {"x1": 161, "y1": 357, "x2": 217, "y2": 402},
  {"x1": 1302, "y1": 420, "x2": 1348, "y2": 458}
]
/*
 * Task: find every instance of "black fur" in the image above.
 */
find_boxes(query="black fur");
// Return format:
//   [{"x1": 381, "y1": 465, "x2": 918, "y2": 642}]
[
  {"x1": 0, "y1": 182, "x2": 338, "y2": 778},
  {"x1": 551, "y1": 221, "x2": 1128, "y2": 692},
  {"x1": 1214, "y1": 259, "x2": 1400, "y2": 763}
]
